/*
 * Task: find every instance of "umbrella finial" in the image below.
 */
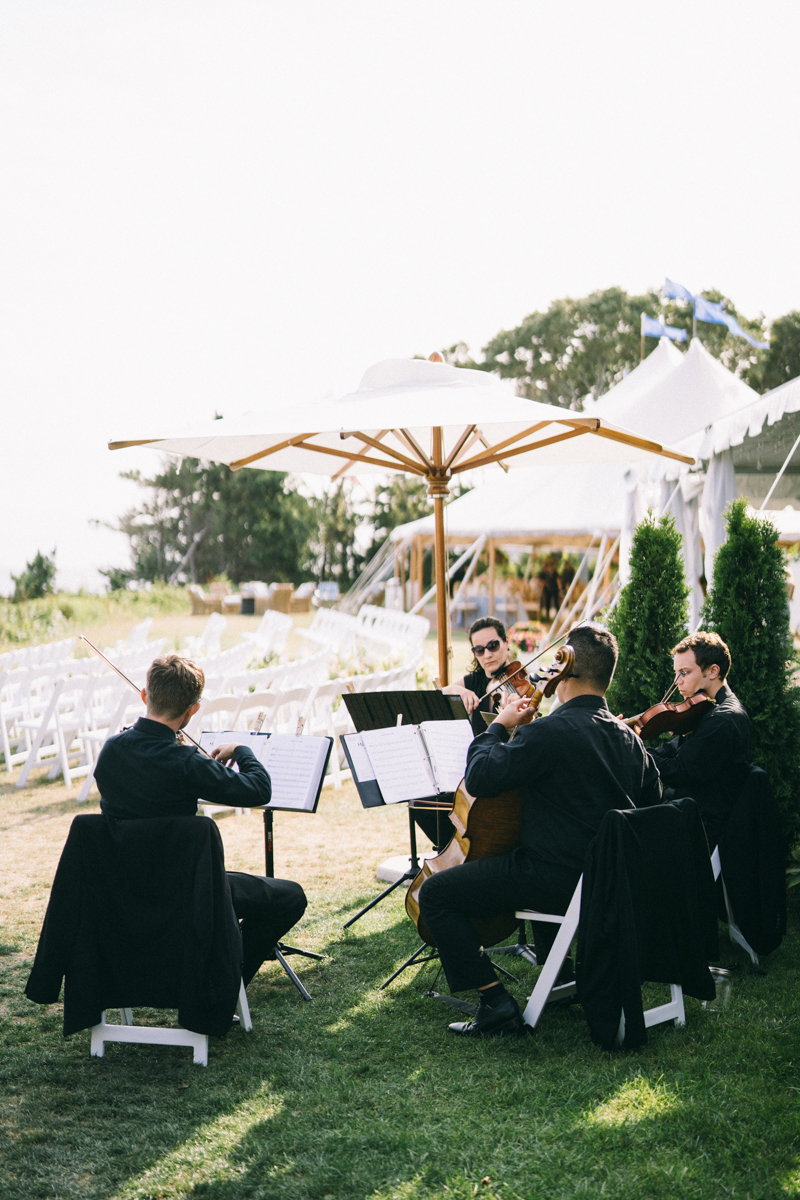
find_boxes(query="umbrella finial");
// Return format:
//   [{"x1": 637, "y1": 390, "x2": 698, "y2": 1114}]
[{"x1": 428, "y1": 351, "x2": 444, "y2": 363}]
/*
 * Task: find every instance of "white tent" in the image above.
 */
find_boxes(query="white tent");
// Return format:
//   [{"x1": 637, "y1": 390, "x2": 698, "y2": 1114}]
[{"x1": 384, "y1": 339, "x2": 766, "y2": 630}]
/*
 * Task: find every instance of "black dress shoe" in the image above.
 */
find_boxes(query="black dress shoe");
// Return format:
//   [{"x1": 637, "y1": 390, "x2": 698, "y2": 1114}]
[{"x1": 448, "y1": 995, "x2": 526, "y2": 1037}]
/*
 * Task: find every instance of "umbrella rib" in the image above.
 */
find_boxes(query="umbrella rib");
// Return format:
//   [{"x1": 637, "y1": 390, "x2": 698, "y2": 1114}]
[
  {"x1": 452, "y1": 426, "x2": 589, "y2": 472},
  {"x1": 331, "y1": 429, "x2": 390, "y2": 481},
  {"x1": 291, "y1": 441, "x2": 426, "y2": 473},
  {"x1": 340, "y1": 430, "x2": 423, "y2": 472},
  {"x1": 443, "y1": 425, "x2": 478, "y2": 471},
  {"x1": 109, "y1": 439, "x2": 160, "y2": 450},
  {"x1": 590, "y1": 426, "x2": 695, "y2": 465},
  {"x1": 396, "y1": 429, "x2": 434, "y2": 471},
  {"x1": 229, "y1": 433, "x2": 318, "y2": 470}
]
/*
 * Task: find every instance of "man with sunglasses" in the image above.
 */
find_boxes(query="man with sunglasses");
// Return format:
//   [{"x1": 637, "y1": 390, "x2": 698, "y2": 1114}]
[
  {"x1": 649, "y1": 631, "x2": 750, "y2": 846},
  {"x1": 420, "y1": 624, "x2": 661, "y2": 1038},
  {"x1": 443, "y1": 618, "x2": 514, "y2": 736}
]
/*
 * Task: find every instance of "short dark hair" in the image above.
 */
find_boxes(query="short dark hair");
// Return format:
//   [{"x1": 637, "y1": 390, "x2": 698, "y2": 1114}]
[
  {"x1": 146, "y1": 655, "x2": 204, "y2": 719},
  {"x1": 672, "y1": 631, "x2": 731, "y2": 680},
  {"x1": 468, "y1": 617, "x2": 508, "y2": 673},
  {"x1": 567, "y1": 624, "x2": 618, "y2": 692}
]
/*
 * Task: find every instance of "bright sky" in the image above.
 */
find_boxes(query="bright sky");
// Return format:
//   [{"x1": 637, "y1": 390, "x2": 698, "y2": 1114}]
[{"x1": 2, "y1": 1, "x2": 799, "y2": 592}]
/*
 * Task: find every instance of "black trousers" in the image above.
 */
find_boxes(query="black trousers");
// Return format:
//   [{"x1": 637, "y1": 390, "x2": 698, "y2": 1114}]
[
  {"x1": 418, "y1": 851, "x2": 574, "y2": 994},
  {"x1": 227, "y1": 872, "x2": 307, "y2": 986}
]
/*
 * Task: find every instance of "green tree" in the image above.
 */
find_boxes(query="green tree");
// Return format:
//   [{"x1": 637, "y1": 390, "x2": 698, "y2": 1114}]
[
  {"x1": 369, "y1": 477, "x2": 433, "y2": 553},
  {"x1": 315, "y1": 481, "x2": 365, "y2": 589},
  {"x1": 606, "y1": 513, "x2": 689, "y2": 719},
  {"x1": 104, "y1": 459, "x2": 317, "y2": 586},
  {"x1": 701, "y1": 498, "x2": 800, "y2": 844},
  {"x1": 12, "y1": 549, "x2": 57, "y2": 602},
  {"x1": 745, "y1": 311, "x2": 800, "y2": 393},
  {"x1": 478, "y1": 286, "x2": 768, "y2": 408}
]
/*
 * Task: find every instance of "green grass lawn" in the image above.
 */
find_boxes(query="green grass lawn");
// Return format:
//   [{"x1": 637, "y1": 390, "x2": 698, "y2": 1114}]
[{"x1": 1, "y1": 767, "x2": 798, "y2": 1200}]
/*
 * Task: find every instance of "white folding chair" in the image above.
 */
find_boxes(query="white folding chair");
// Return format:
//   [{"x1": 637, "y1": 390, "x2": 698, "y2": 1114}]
[
  {"x1": 16, "y1": 676, "x2": 97, "y2": 788},
  {"x1": 91, "y1": 980, "x2": 252, "y2": 1067},
  {"x1": 233, "y1": 692, "x2": 279, "y2": 732},
  {"x1": 711, "y1": 845, "x2": 759, "y2": 965},
  {"x1": 516, "y1": 878, "x2": 686, "y2": 1041},
  {"x1": 77, "y1": 688, "x2": 146, "y2": 802}
]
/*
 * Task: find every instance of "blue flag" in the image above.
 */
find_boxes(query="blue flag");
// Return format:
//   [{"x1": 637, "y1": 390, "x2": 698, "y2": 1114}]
[
  {"x1": 664, "y1": 278, "x2": 694, "y2": 302},
  {"x1": 694, "y1": 296, "x2": 769, "y2": 349},
  {"x1": 641, "y1": 314, "x2": 688, "y2": 342}
]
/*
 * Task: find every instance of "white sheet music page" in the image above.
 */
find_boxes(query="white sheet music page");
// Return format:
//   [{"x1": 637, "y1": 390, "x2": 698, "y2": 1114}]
[
  {"x1": 419, "y1": 721, "x2": 474, "y2": 793},
  {"x1": 197, "y1": 731, "x2": 269, "y2": 769},
  {"x1": 341, "y1": 733, "x2": 377, "y2": 782},
  {"x1": 261, "y1": 733, "x2": 329, "y2": 811},
  {"x1": 359, "y1": 725, "x2": 435, "y2": 803}
]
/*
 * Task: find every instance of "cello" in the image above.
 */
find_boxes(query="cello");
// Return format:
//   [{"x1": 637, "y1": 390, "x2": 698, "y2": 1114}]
[{"x1": 405, "y1": 644, "x2": 576, "y2": 948}]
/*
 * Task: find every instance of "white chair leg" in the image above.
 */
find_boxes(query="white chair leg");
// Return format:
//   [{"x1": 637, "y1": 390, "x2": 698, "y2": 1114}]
[
  {"x1": 520, "y1": 881, "x2": 582, "y2": 1029},
  {"x1": 91, "y1": 1011, "x2": 107, "y2": 1057},
  {"x1": 236, "y1": 980, "x2": 252, "y2": 1032},
  {"x1": 119, "y1": 1008, "x2": 134, "y2": 1024}
]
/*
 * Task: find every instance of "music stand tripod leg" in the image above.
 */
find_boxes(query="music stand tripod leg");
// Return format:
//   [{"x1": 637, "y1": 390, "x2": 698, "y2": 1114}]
[
  {"x1": 275, "y1": 941, "x2": 324, "y2": 962},
  {"x1": 380, "y1": 942, "x2": 439, "y2": 990},
  {"x1": 343, "y1": 807, "x2": 422, "y2": 929},
  {"x1": 274, "y1": 947, "x2": 313, "y2": 1001}
]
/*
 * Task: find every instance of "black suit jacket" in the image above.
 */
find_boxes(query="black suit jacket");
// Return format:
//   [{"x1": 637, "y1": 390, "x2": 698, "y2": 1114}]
[
  {"x1": 25, "y1": 814, "x2": 242, "y2": 1037},
  {"x1": 576, "y1": 798, "x2": 718, "y2": 1050}
]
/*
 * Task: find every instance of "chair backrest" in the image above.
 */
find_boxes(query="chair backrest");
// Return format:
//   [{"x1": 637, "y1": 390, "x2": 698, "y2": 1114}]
[{"x1": 234, "y1": 692, "x2": 279, "y2": 731}]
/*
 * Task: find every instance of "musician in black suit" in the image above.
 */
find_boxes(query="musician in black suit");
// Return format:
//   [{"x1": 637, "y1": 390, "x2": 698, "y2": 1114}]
[
  {"x1": 94, "y1": 654, "x2": 306, "y2": 986},
  {"x1": 419, "y1": 624, "x2": 661, "y2": 1038},
  {"x1": 648, "y1": 631, "x2": 751, "y2": 846}
]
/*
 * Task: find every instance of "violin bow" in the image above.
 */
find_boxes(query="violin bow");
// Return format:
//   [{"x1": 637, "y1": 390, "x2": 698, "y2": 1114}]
[
  {"x1": 484, "y1": 622, "x2": 588, "y2": 699},
  {"x1": 79, "y1": 635, "x2": 212, "y2": 757}
]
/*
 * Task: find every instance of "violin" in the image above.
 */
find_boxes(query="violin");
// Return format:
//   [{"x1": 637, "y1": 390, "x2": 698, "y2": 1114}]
[
  {"x1": 406, "y1": 644, "x2": 576, "y2": 949},
  {"x1": 621, "y1": 687, "x2": 715, "y2": 740}
]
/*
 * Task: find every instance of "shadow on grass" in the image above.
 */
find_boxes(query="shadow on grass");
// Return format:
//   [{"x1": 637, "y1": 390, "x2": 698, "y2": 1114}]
[{"x1": 2, "y1": 892, "x2": 798, "y2": 1200}]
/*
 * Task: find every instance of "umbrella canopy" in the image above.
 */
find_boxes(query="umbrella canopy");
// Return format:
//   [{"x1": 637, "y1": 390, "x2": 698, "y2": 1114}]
[{"x1": 110, "y1": 356, "x2": 694, "y2": 684}]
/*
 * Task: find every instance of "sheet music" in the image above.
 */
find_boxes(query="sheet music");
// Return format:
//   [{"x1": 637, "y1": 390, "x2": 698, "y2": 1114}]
[
  {"x1": 359, "y1": 725, "x2": 435, "y2": 804},
  {"x1": 261, "y1": 733, "x2": 329, "y2": 811},
  {"x1": 419, "y1": 720, "x2": 474, "y2": 793},
  {"x1": 341, "y1": 733, "x2": 376, "y2": 782},
  {"x1": 197, "y1": 729, "x2": 329, "y2": 812}
]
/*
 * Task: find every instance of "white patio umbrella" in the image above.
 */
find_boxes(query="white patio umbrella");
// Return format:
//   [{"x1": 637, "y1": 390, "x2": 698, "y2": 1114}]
[{"x1": 110, "y1": 355, "x2": 694, "y2": 684}]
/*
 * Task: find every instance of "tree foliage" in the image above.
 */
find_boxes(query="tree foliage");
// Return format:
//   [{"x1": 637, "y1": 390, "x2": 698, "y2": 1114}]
[
  {"x1": 701, "y1": 498, "x2": 800, "y2": 844},
  {"x1": 368, "y1": 477, "x2": 433, "y2": 556},
  {"x1": 105, "y1": 459, "x2": 317, "y2": 587},
  {"x1": 745, "y1": 311, "x2": 800, "y2": 393},
  {"x1": 12, "y1": 550, "x2": 57, "y2": 602},
  {"x1": 606, "y1": 512, "x2": 689, "y2": 719},
  {"x1": 314, "y1": 481, "x2": 366, "y2": 590},
  {"x1": 475, "y1": 286, "x2": 771, "y2": 408}
]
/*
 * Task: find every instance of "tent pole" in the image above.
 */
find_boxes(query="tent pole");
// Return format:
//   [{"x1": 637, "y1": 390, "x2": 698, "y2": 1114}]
[{"x1": 489, "y1": 538, "x2": 496, "y2": 618}]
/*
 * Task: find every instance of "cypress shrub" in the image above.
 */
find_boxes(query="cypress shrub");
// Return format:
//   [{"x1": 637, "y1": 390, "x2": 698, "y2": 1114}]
[
  {"x1": 701, "y1": 497, "x2": 800, "y2": 845},
  {"x1": 606, "y1": 511, "x2": 689, "y2": 719}
]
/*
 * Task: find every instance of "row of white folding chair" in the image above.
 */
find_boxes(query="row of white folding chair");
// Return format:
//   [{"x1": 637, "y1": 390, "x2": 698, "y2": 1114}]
[
  {"x1": 103, "y1": 617, "x2": 153, "y2": 655},
  {"x1": 0, "y1": 638, "x2": 76, "y2": 673},
  {"x1": 16, "y1": 677, "x2": 128, "y2": 788},
  {"x1": 103, "y1": 639, "x2": 168, "y2": 676},
  {"x1": 241, "y1": 610, "x2": 293, "y2": 656},
  {"x1": 184, "y1": 613, "x2": 227, "y2": 658},
  {"x1": 77, "y1": 691, "x2": 147, "y2": 802},
  {"x1": 196, "y1": 641, "x2": 256, "y2": 678},
  {"x1": 356, "y1": 605, "x2": 429, "y2": 652},
  {"x1": 0, "y1": 666, "x2": 70, "y2": 772}
]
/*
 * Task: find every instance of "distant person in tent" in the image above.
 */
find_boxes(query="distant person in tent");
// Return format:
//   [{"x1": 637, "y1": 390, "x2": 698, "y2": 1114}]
[{"x1": 538, "y1": 560, "x2": 560, "y2": 621}]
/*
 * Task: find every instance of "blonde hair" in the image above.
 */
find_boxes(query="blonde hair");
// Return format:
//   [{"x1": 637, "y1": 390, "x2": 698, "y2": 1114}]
[{"x1": 146, "y1": 655, "x2": 204, "y2": 719}]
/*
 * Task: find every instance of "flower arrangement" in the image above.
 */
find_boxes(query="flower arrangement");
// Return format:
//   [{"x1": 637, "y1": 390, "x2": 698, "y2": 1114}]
[{"x1": 507, "y1": 621, "x2": 544, "y2": 655}]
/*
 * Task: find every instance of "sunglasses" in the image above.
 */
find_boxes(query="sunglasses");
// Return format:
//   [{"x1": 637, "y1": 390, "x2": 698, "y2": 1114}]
[{"x1": 472, "y1": 639, "x2": 503, "y2": 656}]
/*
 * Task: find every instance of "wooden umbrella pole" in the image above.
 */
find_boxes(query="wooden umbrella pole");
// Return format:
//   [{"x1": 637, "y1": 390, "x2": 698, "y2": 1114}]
[{"x1": 429, "y1": 426, "x2": 451, "y2": 687}]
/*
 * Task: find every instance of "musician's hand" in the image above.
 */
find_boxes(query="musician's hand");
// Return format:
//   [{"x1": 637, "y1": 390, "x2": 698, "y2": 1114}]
[
  {"x1": 493, "y1": 695, "x2": 531, "y2": 730},
  {"x1": 211, "y1": 743, "x2": 241, "y2": 767},
  {"x1": 442, "y1": 684, "x2": 480, "y2": 714}
]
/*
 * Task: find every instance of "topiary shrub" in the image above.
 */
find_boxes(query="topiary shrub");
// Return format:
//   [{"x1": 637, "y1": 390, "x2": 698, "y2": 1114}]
[
  {"x1": 701, "y1": 497, "x2": 800, "y2": 845},
  {"x1": 606, "y1": 511, "x2": 689, "y2": 720}
]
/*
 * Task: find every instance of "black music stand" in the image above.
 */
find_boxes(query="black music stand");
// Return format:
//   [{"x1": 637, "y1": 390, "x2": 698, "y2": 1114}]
[
  {"x1": 339, "y1": 690, "x2": 468, "y2": 931},
  {"x1": 259, "y1": 807, "x2": 324, "y2": 1001}
]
